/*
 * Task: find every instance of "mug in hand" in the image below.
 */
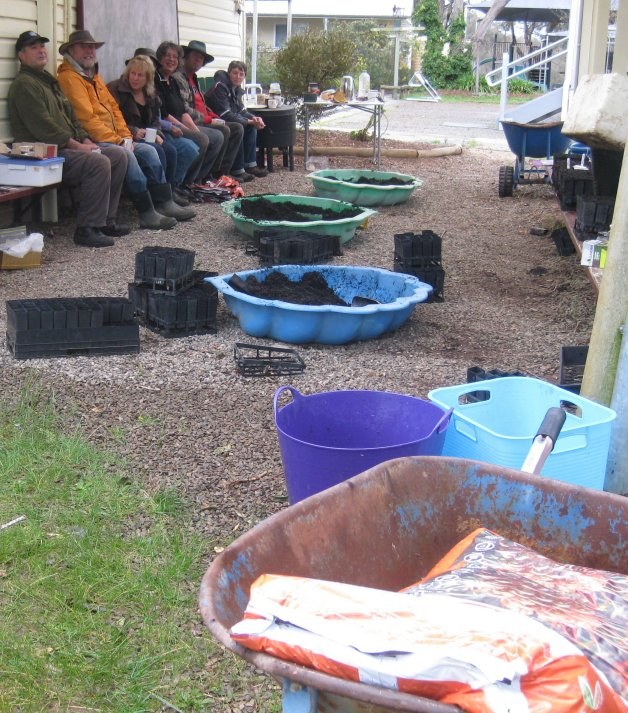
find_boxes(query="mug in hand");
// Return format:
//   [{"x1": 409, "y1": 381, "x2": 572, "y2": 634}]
[{"x1": 144, "y1": 128, "x2": 157, "y2": 143}]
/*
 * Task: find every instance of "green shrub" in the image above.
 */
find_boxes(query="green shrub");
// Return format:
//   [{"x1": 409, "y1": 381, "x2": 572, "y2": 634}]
[{"x1": 275, "y1": 29, "x2": 357, "y2": 100}]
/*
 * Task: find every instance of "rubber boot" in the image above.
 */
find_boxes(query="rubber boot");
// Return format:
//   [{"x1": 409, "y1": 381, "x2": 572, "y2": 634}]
[
  {"x1": 149, "y1": 183, "x2": 196, "y2": 222},
  {"x1": 129, "y1": 190, "x2": 177, "y2": 230}
]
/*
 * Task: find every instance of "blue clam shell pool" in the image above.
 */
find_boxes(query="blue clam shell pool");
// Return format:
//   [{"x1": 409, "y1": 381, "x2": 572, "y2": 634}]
[{"x1": 207, "y1": 264, "x2": 433, "y2": 345}]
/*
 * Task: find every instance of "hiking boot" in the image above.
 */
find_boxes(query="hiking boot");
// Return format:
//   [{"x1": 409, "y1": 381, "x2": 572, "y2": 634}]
[
  {"x1": 149, "y1": 183, "x2": 196, "y2": 222},
  {"x1": 100, "y1": 220, "x2": 130, "y2": 237},
  {"x1": 246, "y1": 166, "x2": 268, "y2": 178},
  {"x1": 173, "y1": 188, "x2": 190, "y2": 206},
  {"x1": 128, "y1": 190, "x2": 177, "y2": 230},
  {"x1": 73, "y1": 226, "x2": 114, "y2": 248},
  {"x1": 230, "y1": 172, "x2": 255, "y2": 183}
]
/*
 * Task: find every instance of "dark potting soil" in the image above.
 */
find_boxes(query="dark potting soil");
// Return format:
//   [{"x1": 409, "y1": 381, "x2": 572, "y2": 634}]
[
  {"x1": 328, "y1": 175, "x2": 413, "y2": 186},
  {"x1": 238, "y1": 197, "x2": 362, "y2": 222},
  {"x1": 229, "y1": 271, "x2": 349, "y2": 306}
]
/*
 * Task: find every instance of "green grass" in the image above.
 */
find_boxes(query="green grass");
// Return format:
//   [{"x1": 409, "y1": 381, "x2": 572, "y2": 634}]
[{"x1": 0, "y1": 380, "x2": 273, "y2": 711}]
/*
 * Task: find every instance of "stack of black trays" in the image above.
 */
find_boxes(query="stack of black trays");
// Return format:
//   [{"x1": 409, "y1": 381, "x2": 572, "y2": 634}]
[
  {"x1": 254, "y1": 229, "x2": 342, "y2": 266},
  {"x1": 393, "y1": 231, "x2": 444, "y2": 302},
  {"x1": 129, "y1": 246, "x2": 218, "y2": 338},
  {"x1": 6, "y1": 297, "x2": 139, "y2": 359}
]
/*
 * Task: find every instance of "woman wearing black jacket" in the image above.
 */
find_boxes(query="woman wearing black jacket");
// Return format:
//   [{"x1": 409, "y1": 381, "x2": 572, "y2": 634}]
[{"x1": 108, "y1": 54, "x2": 198, "y2": 204}]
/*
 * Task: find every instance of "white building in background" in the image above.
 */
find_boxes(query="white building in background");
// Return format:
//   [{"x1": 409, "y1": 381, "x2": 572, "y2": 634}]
[{"x1": 244, "y1": 0, "x2": 410, "y2": 50}]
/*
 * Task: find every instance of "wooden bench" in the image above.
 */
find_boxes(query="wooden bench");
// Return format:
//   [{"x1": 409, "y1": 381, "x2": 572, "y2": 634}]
[{"x1": 0, "y1": 184, "x2": 60, "y2": 225}]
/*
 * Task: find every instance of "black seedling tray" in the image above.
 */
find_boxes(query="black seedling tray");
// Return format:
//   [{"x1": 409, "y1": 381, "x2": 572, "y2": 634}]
[
  {"x1": 557, "y1": 168, "x2": 594, "y2": 210},
  {"x1": 575, "y1": 195, "x2": 614, "y2": 234},
  {"x1": 464, "y1": 366, "x2": 527, "y2": 402},
  {"x1": 131, "y1": 280, "x2": 218, "y2": 338},
  {"x1": 234, "y1": 343, "x2": 305, "y2": 377},
  {"x1": 551, "y1": 226, "x2": 576, "y2": 256},
  {"x1": 134, "y1": 246, "x2": 196, "y2": 293},
  {"x1": 254, "y1": 229, "x2": 342, "y2": 266},
  {"x1": 129, "y1": 270, "x2": 216, "y2": 319},
  {"x1": 394, "y1": 231, "x2": 442, "y2": 263},
  {"x1": 559, "y1": 345, "x2": 588, "y2": 394},
  {"x1": 394, "y1": 264, "x2": 445, "y2": 302}
]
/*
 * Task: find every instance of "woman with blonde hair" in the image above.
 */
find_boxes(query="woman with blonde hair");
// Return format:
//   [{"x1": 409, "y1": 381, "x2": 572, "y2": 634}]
[{"x1": 108, "y1": 52, "x2": 198, "y2": 206}]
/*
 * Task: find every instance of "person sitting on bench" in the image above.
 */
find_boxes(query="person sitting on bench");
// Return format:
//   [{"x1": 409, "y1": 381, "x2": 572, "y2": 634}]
[{"x1": 8, "y1": 30, "x2": 128, "y2": 248}]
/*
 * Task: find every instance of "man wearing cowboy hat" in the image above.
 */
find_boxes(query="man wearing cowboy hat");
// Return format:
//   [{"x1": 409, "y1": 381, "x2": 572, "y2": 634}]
[
  {"x1": 57, "y1": 30, "x2": 194, "y2": 229},
  {"x1": 174, "y1": 40, "x2": 250, "y2": 181},
  {"x1": 8, "y1": 30, "x2": 128, "y2": 248}
]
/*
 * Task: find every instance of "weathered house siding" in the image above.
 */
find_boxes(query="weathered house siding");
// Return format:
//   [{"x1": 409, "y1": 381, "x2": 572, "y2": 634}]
[{"x1": 1, "y1": 0, "x2": 242, "y2": 141}]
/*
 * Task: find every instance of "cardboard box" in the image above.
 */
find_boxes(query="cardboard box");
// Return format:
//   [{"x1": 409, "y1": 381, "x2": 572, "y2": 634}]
[
  {"x1": 10, "y1": 142, "x2": 58, "y2": 159},
  {"x1": 0, "y1": 155, "x2": 64, "y2": 187},
  {"x1": 581, "y1": 238, "x2": 608, "y2": 268},
  {"x1": 0, "y1": 250, "x2": 41, "y2": 270}
]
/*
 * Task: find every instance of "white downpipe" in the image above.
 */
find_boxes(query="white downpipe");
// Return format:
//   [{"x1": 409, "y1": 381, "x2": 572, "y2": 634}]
[
  {"x1": 563, "y1": 0, "x2": 584, "y2": 117},
  {"x1": 251, "y1": 0, "x2": 259, "y2": 85},
  {"x1": 287, "y1": 0, "x2": 293, "y2": 41},
  {"x1": 499, "y1": 52, "x2": 509, "y2": 123}
]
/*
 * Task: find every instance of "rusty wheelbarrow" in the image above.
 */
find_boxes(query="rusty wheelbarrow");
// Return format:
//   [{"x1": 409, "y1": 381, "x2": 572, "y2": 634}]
[{"x1": 199, "y1": 450, "x2": 627, "y2": 713}]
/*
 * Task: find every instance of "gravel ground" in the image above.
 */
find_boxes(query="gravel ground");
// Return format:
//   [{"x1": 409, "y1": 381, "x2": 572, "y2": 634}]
[{"x1": 0, "y1": 133, "x2": 597, "y2": 708}]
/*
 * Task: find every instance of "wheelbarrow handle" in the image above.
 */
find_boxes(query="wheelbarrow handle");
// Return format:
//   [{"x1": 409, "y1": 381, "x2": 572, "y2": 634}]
[
  {"x1": 521, "y1": 407, "x2": 567, "y2": 476},
  {"x1": 535, "y1": 407, "x2": 567, "y2": 446}
]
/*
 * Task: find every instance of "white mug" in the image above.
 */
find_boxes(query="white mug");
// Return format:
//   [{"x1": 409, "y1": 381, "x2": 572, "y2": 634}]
[
  {"x1": 144, "y1": 127, "x2": 157, "y2": 143},
  {"x1": 267, "y1": 99, "x2": 278, "y2": 109}
]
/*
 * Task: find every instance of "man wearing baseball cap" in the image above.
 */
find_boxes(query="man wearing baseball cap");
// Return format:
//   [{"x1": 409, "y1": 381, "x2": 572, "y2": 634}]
[{"x1": 8, "y1": 30, "x2": 129, "y2": 248}]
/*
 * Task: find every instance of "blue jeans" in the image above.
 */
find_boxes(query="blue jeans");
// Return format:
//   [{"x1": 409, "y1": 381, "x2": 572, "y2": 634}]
[
  {"x1": 232, "y1": 124, "x2": 258, "y2": 173},
  {"x1": 163, "y1": 134, "x2": 199, "y2": 187},
  {"x1": 99, "y1": 141, "x2": 166, "y2": 193}
]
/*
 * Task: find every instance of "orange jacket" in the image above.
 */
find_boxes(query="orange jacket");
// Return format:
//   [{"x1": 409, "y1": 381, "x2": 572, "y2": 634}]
[{"x1": 57, "y1": 60, "x2": 131, "y2": 144}]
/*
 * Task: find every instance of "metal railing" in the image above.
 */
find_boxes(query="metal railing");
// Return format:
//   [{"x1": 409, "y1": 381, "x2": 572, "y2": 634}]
[{"x1": 484, "y1": 36, "x2": 569, "y2": 87}]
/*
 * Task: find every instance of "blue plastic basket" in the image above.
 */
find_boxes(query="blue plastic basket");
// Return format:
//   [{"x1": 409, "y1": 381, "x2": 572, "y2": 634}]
[{"x1": 428, "y1": 377, "x2": 616, "y2": 490}]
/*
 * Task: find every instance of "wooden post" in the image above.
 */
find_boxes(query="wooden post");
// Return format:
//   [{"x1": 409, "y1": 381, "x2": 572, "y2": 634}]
[{"x1": 580, "y1": 142, "x2": 628, "y2": 407}]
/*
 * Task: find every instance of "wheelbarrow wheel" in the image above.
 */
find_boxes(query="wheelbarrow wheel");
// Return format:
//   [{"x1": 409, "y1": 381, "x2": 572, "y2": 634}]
[{"x1": 498, "y1": 165, "x2": 515, "y2": 197}]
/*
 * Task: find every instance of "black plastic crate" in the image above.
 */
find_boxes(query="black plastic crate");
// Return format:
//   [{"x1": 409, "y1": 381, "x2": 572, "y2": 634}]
[
  {"x1": 559, "y1": 345, "x2": 588, "y2": 394},
  {"x1": 394, "y1": 264, "x2": 445, "y2": 302},
  {"x1": 6, "y1": 297, "x2": 139, "y2": 359},
  {"x1": 575, "y1": 195, "x2": 615, "y2": 234},
  {"x1": 557, "y1": 168, "x2": 595, "y2": 210},
  {"x1": 551, "y1": 226, "x2": 576, "y2": 256},
  {"x1": 136, "y1": 281, "x2": 218, "y2": 338},
  {"x1": 464, "y1": 366, "x2": 527, "y2": 402},
  {"x1": 394, "y1": 231, "x2": 442, "y2": 264},
  {"x1": 234, "y1": 343, "x2": 305, "y2": 376},
  {"x1": 129, "y1": 270, "x2": 215, "y2": 319},
  {"x1": 254, "y1": 229, "x2": 342, "y2": 266},
  {"x1": 134, "y1": 246, "x2": 196, "y2": 293}
]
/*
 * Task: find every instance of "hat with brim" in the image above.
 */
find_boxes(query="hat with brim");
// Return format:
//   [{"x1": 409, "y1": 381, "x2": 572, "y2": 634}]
[
  {"x1": 181, "y1": 40, "x2": 214, "y2": 65},
  {"x1": 126, "y1": 47, "x2": 159, "y2": 67},
  {"x1": 16, "y1": 31, "x2": 50, "y2": 53},
  {"x1": 59, "y1": 30, "x2": 105, "y2": 55}
]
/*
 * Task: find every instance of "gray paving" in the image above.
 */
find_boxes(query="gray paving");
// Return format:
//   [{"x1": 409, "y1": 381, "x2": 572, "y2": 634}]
[{"x1": 314, "y1": 98, "x2": 513, "y2": 152}]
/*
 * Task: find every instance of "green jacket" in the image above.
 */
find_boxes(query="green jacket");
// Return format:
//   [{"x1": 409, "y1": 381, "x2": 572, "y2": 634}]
[{"x1": 7, "y1": 63, "x2": 89, "y2": 147}]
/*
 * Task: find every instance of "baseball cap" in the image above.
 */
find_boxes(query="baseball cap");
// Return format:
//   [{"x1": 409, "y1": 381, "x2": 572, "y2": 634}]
[{"x1": 16, "y1": 30, "x2": 50, "y2": 53}]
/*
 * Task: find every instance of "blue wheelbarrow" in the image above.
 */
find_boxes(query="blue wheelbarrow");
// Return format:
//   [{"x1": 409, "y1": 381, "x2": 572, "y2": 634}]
[
  {"x1": 199, "y1": 451, "x2": 626, "y2": 711},
  {"x1": 499, "y1": 119, "x2": 572, "y2": 197}
]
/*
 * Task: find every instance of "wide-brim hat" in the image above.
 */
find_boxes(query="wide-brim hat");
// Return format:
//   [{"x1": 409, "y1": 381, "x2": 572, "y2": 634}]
[
  {"x1": 59, "y1": 30, "x2": 104, "y2": 55},
  {"x1": 181, "y1": 40, "x2": 214, "y2": 65},
  {"x1": 126, "y1": 47, "x2": 159, "y2": 67}
]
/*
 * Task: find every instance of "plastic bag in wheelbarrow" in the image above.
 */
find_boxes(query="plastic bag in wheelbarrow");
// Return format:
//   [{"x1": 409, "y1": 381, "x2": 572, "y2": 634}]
[
  {"x1": 231, "y1": 571, "x2": 627, "y2": 713},
  {"x1": 403, "y1": 528, "x2": 628, "y2": 702}
]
